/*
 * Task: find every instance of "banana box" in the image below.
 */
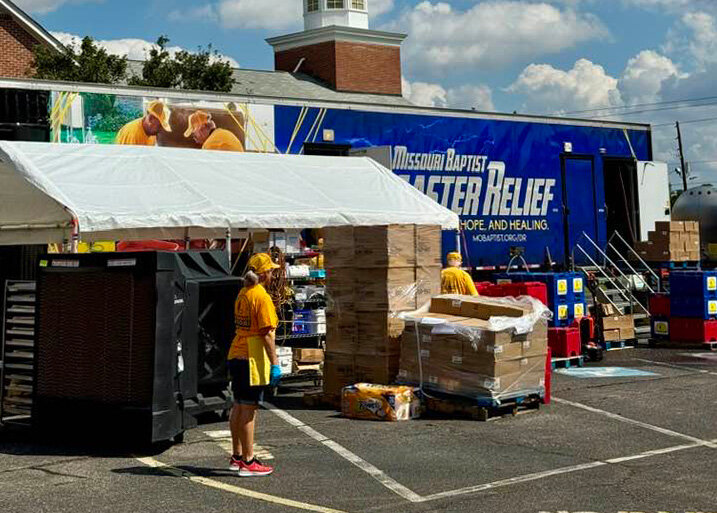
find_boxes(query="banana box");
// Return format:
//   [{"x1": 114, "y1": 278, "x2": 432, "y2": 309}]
[{"x1": 341, "y1": 383, "x2": 421, "y2": 421}]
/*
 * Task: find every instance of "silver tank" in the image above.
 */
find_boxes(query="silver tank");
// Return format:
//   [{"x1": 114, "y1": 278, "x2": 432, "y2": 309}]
[{"x1": 672, "y1": 184, "x2": 717, "y2": 256}]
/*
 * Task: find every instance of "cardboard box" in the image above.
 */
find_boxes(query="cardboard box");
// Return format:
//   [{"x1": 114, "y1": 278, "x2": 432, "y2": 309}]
[
  {"x1": 602, "y1": 314, "x2": 634, "y2": 331},
  {"x1": 415, "y1": 225, "x2": 442, "y2": 267},
  {"x1": 415, "y1": 265, "x2": 441, "y2": 308},
  {"x1": 326, "y1": 310, "x2": 357, "y2": 354},
  {"x1": 294, "y1": 348, "x2": 324, "y2": 364},
  {"x1": 323, "y1": 352, "x2": 355, "y2": 396},
  {"x1": 325, "y1": 267, "x2": 355, "y2": 310},
  {"x1": 355, "y1": 353, "x2": 400, "y2": 384},
  {"x1": 355, "y1": 267, "x2": 418, "y2": 312},
  {"x1": 602, "y1": 329, "x2": 621, "y2": 341},
  {"x1": 428, "y1": 368, "x2": 545, "y2": 396},
  {"x1": 341, "y1": 384, "x2": 421, "y2": 421},
  {"x1": 357, "y1": 312, "x2": 404, "y2": 355},
  {"x1": 323, "y1": 226, "x2": 355, "y2": 268},
  {"x1": 655, "y1": 221, "x2": 685, "y2": 233},
  {"x1": 430, "y1": 295, "x2": 528, "y2": 319},
  {"x1": 684, "y1": 221, "x2": 700, "y2": 233},
  {"x1": 353, "y1": 225, "x2": 416, "y2": 268}
]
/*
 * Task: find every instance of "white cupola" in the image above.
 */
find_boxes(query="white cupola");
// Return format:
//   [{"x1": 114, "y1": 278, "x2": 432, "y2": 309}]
[{"x1": 304, "y1": 0, "x2": 369, "y2": 31}]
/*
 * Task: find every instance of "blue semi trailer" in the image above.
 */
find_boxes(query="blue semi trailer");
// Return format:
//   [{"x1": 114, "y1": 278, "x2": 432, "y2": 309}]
[
  {"x1": 0, "y1": 80, "x2": 670, "y2": 269},
  {"x1": 274, "y1": 106, "x2": 669, "y2": 268}
]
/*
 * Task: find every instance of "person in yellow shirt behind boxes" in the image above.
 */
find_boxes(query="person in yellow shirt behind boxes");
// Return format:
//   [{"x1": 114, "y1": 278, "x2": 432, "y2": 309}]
[
  {"x1": 227, "y1": 253, "x2": 281, "y2": 477},
  {"x1": 184, "y1": 110, "x2": 245, "y2": 152},
  {"x1": 441, "y1": 252, "x2": 479, "y2": 296},
  {"x1": 115, "y1": 100, "x2": 172, "y2": 146}
]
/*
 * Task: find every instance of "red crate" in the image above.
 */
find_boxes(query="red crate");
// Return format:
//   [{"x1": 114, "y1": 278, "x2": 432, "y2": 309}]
[
  {"x1": 670, "y1": 317, "x2": 717, "y2": 342},
  {"x1": 548, "y1": 327, "x2": 581, "y2": 357},
  {"x1": 474, "y1": 281, "x2": 494, "y2": 295},
  {"x1": 478, "y1": 281, "x2": 548, "y2": 305},
  {"x1": 543, "y1": 347, "x2": 552, "y2": 405},
  {"x1": 649, "y1": 294, "x2": 670, "y2": 317},
  {"x1": 579, "y1": 316, "x2": 595, "y2": 342}
]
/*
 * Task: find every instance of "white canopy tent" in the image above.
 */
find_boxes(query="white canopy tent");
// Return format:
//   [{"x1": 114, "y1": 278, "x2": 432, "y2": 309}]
[{"x1": 0, "y1": 142, "x2": 459, "y2": 246}]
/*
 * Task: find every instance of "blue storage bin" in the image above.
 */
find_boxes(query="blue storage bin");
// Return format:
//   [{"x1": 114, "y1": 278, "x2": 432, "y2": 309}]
[
  {"x1": 670, "y1": 271, "x2": 717, "y2": 319},
  {"x1": 292, "y1": 309, "x2": 312, "y2": 334}
]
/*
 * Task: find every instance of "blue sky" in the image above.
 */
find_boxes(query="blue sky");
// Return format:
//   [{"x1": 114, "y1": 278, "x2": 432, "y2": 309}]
[{"x1": 16, "y1": 0, "x2": 717, "y2": 185}]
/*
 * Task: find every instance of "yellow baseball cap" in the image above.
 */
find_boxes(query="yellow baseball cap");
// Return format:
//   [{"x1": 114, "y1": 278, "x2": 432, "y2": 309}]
[
  {"x1": 184, "y1": 110, "x2": 212, "y2": 138},
  {"x1": 248, "y1": 253, "x2": 280, "y2": 274},
  {"x1": 147, "y1": 100, "x2": 172, "y2": 132},
  {"x1": 447, "y1": 252, "x2": 462, "y2": 263}
]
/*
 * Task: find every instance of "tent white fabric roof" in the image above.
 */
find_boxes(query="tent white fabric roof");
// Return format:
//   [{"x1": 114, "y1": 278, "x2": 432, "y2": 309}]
[{"x1": 0, "y1": 141, "x2": 459, "y2": 245}]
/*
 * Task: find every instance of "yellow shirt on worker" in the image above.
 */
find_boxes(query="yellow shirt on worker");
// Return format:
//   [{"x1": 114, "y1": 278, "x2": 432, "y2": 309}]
[
  {"x1": 228, "y1": 284, "x2": 278, "y2": 360},
  {"x1": 115, "y1": 118, "x2": 156, "y2": 146},
  {"x1": 441, "y1": 267, "x2": 479, "y2": 296},
  {"x1": 203, "y1": 128, "x2": 244, "y2": 152}
]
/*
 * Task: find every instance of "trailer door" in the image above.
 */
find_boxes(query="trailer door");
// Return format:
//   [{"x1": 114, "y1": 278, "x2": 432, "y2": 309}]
[{"x1": 562, "y1": 156, "x2": 599, "y2": 264}]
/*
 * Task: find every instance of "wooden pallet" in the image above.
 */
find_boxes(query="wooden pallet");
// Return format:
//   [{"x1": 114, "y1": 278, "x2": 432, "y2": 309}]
[
  {"x1": 600, "y1": 339, "x2": 638, "y2": 351},
  {"x1": 302, "y1": 389, "x2": 340, "y2": 409},
  {"x1": 422, "y1": 391, "x2": 543, "y2": 422},
  {"x1": 551, "y1": 355, "x2": 585, "y2": 369}
]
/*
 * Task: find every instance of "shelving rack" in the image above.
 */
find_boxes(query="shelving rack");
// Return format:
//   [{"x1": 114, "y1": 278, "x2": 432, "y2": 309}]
[{"x1": 1, "y1": 280, "x2": 37, "y2": 424}]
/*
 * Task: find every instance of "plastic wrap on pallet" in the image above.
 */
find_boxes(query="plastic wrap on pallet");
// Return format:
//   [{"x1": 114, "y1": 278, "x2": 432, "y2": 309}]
[{"x1": 397, "y1": 296, "x2": 551, "y2": 400}]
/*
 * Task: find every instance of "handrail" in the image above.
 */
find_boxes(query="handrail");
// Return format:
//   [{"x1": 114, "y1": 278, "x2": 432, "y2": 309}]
[
  {"x1": 610, "y1": 231, "x2": 661, "y2": 292},
  {"x1": 574, "y1": 245, "x2": 623, "y2": 312},
  {"x1": 606, "y1": 242, "x2": 656, "y2": 294},
  {"x1": 579, "y1": 232, "x2": 650, "y2": 315}
]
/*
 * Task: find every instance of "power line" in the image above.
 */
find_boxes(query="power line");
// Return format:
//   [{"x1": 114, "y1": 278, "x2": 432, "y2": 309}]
[
  {"x1": 563, "y1": 94, "x2": 717, "y2": 116},
  {"x1": 583, "y1": 101, "x2": 717, "y2": 119},
  {"x1": 653, "y1": 117, "x2": 717, "y2": 128}
]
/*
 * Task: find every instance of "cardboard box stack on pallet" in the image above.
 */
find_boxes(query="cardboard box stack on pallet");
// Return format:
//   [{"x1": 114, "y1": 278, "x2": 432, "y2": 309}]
[
  {"x1": 397, "y1": 295, "x2": 548, "y2": 399},
  {"x1": 322, "y1": 225, "x2": 442, "y2": 402},
  {"x1": 599, "y1": 303, "x2": 635, "y2": 342},
  {"x1": 634, "y1": 221, "x2": 700, "y2": 262}
]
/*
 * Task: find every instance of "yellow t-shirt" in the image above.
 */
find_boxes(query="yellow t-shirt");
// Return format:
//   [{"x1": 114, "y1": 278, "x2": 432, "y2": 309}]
[
  {"x1": 202, "y1": 128, "x2": 245, "y2": 152},
  {"x1": 441, "y1": 267, "x2": 479, "y2": 296},
  {"x1": 115, "y1": 118, "x2": 156, "y2": 146},
  {"x1": 228, "y1": 284, "x2": 278, "y2": 360}
]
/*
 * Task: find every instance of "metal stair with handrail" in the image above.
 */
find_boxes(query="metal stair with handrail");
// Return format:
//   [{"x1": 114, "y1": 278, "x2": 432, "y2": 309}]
[{"x1": 572, "y1": 231, "x2": 657, "y2": 341}]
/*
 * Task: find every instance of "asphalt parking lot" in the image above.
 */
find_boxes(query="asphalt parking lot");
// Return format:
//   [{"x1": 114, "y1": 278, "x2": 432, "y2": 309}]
[{"x1": 1, "y1": 347, "x2": 716, "y2": 513}]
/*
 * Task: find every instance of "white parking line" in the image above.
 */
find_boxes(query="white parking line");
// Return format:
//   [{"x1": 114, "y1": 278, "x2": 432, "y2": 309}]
[
  {"x1": 634, "y1": 357, "x2": 717, "y2": 377},
  {"x1": 552, "y1": 397, "x2": 717, "y2": 449},
  {"x1": 264, "y1": 402, "x2": 424, "y2": 503},
  {"x1": 419, "y1": 439, "x2": 717, "y2": 503},
  {"x1": 135, "y1": 456, "x2": 350, "y2": 513}
]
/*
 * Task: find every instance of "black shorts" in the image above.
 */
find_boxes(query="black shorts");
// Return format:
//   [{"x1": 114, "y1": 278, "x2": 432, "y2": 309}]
[{"x1": 228, "y1": 359, "x2": 266, "y2": 406}]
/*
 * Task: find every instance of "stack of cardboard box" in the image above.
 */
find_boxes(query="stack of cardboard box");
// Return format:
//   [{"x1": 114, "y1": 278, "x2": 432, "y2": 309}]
[
  {"x1": 634, "y1": 221, "x2": 700, "y2": 262},
  {"x1": 322, "y1": 225, "x2": 442, "y2": 400},
  {"x1": 598, "y1": 303, "x2": 635, "y2": 342},
  {"x1": 398, "y1": 295, "x2": 548, "y2": 398}
]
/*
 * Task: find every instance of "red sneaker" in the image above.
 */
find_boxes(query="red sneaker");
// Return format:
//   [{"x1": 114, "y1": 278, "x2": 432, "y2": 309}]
[
  {"x1": 228, "y1": 455, "x2": 242, "y2": 471},
  {"x1": 238, "y1": 458, "x2": 274, "y2": 477}
]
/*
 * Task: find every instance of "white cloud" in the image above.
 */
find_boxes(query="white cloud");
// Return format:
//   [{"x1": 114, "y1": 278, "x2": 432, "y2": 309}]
[
  {"x1": 620, "y1": 50, "x2": 682, "y2": 104},
  {"x1": 370, "y1": 0, "x2": 395, "y2": 17},
  {"x1": 507, "y1": 58, "x2": 621, "y2": 114},
  {"x1": 12, "y1": 0, "x2": 99, "y2": 14},
  {"x1": 402, "y1": 78, "x2": 494, "y2": 111},
  {"x1": 216, "y1": 0, "x2": 302, "y2": 30},
  {"x1": 51, "y1": 32, "x2": 241, "y2": 68},
  {"x1": 665, "y1": 11, "x2": 717, "y2": 70},
  {"x1": 384, "y1": 1, "x2": 608, "y2": 74}
]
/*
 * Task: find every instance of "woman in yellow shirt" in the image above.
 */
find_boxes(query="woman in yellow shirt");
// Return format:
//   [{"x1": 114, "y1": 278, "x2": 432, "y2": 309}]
[
  {"x1": 441, "y1": 252, "x2": 479, "y2": 296},
  {"x1": 228, "y1": 253, "x2": 281, "y2": 477}
]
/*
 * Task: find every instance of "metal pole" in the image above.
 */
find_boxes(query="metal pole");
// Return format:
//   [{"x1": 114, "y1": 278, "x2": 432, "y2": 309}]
[
  {"x1": 455, "y1": 230, "x2": 461, "y2": 254},
  {"x1": 225, "y1": 228, "x2": 232, "y2": 266},
  {"x1": 677, "y1": 121, "x2": 688, "y2": 192}
]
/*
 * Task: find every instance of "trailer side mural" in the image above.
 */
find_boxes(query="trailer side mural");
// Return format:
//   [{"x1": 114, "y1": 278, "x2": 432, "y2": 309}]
[
  {"x1": 274, "y1": 106, "x2": 652, "y2": 267},
  {"x1": 1, "y1": 86, "x2": 656, "y2": 268}
]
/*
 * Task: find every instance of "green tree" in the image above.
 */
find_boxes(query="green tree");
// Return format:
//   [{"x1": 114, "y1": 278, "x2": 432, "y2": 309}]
[
  {"x1": 33, "y1": 37, "x2": 128, "y2": 84},
  {"x1": 129, "y1": 36, "x2": 235, "y2": 92}
]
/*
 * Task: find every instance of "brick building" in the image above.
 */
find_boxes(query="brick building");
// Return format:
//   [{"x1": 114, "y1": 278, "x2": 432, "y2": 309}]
[{"x1": 0, "y1": 0, "x2": 63, "y2": 78}]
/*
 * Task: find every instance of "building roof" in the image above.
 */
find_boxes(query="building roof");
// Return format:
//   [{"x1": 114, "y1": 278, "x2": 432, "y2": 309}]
[
  {"x1": 0, "y1": 0, "x2": 64, "y2": 52},
  {"x1": 125, "y1": 60, "x2": 413, "y2": 107}
]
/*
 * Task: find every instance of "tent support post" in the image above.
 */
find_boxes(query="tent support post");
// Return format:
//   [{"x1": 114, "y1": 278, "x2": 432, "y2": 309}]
[
  {"x1": 70, "y1": 217, "x2": 79, "y2": 254},
  {"x1": 225, "y1": 228, "x2": 231, "y2": 266}
]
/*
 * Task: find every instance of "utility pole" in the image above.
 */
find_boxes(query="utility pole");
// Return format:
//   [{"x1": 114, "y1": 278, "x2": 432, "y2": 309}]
[{"x1": 676, "y1": 121, "x2": 688, "y2": 192}]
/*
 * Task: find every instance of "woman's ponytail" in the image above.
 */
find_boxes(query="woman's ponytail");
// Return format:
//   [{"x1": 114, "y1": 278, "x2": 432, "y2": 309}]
[{"x1": 243, "y1": 269, "x2": 259, "y2": 287}]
